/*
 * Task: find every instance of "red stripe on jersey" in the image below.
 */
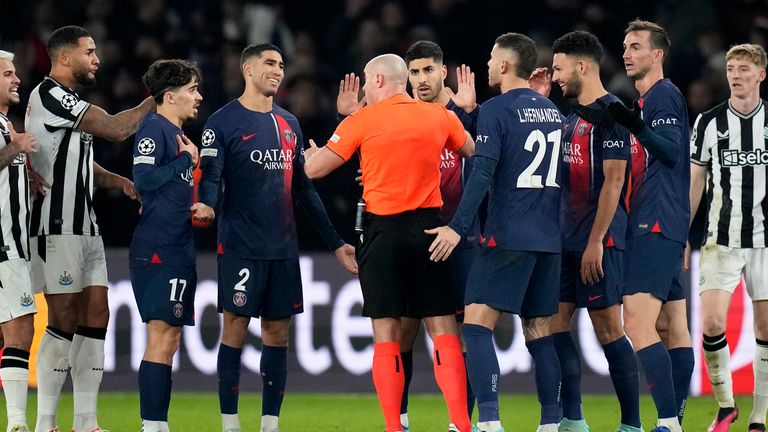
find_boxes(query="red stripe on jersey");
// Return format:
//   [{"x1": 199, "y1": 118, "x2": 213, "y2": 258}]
[
  {"x1": 217, "y1": 243, "x2": 224, "y2": 255},
  {"x1": 273, "y1": 114, "x2": 296, "y2": 208},
  {"x1": 629, "y1": 133, "x2": 646, "y2": 210},
  {"x1": 568, "y1": 118, "x2": 593, "y2": 213}
]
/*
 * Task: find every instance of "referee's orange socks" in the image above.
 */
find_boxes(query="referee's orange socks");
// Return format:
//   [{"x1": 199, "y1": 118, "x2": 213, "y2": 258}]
[
  {"x1": 433, "y1": 334, "x2": 472, "y2": 432},
  {"x1": 373, "y1": 342, "x2": 405, "y2": 432}
]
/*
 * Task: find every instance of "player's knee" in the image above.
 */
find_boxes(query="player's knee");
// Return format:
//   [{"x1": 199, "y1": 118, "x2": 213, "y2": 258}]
[
  {"x1": 702, "y1": 314, "x2": 727, "y2": 336},
  {"x1": 48, "y1": 304, "x2": 80, "y2": 333},
  {"x1": 261, "y1": 320, "x2": 290, "y2": 346}
]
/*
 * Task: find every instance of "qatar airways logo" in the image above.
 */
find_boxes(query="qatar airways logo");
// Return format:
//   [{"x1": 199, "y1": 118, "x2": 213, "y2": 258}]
[
  {"x1": 440, "y1": 148, "x2": 457, "y2": 169},
  {"x1": 180, "y1": 167, "x2": 193, "y2": 185},
  {"x1": 561, "y1": 140, "x2": 583, "y2": 164},
  {"x1": 250, "y1": 148, "x2": 294, "y2": 170}
]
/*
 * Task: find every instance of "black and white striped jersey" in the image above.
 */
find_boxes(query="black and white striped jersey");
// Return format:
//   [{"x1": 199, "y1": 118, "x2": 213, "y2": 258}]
[
  {"x1": 691, "y1": 99, "x2": 768, "y2": 248},
  {"x1": 25, "y1": 76, "x2": 98, "y2": 237},
  {"x1": 0, "y1": 113, "x2": 30, "y2": 262}
]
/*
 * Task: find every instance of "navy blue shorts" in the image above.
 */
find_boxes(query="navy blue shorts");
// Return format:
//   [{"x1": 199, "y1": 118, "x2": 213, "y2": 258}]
[
  {"x1": 560, "y1": 247, "x2": 624, "y2": 308},
  {"x1": 624, "y1": 234, "x2": 685, "y2": 302},
  {"x1": 451, "y1": 246, "x2": 478, "y2": 321},
  {"x1": 130, "y1": 263, "x2": 197, "y2": 327},
  {"x1": 465, "y1": 247, "x2": 560, "y2": 319},
  {"x1": 218, "y1": 256, "x2": 303, "y2": 319}
]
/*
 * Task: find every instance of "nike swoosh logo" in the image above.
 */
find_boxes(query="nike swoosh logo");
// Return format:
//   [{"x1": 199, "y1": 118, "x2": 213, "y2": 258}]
[
  {"x1": 242, "y1": 133, "x2": 257, "y2": 141},
  {"x1": 588, "y1": 295, "x2": 603, "y2": 302},
  {"x1": 293, "y1": 302, "x2": 303, "y2": 309}
]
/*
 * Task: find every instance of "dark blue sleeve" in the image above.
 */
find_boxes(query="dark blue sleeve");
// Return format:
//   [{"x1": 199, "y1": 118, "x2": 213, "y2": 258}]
[
  {"x1": 199, "y1": 120, "x2": 224, "y2": 208},
  {"x1": 447, "y1": 101, "x2": 480, "y2": 137},
  {"x1": 637, "y1": 90, "x2": 685, "y2": 167},
  {"x1": 132, "y1": 125, "x2": 192, "y2": 193},
  {"x1": 293, "y1": 122, "x2": 345, "y2": 250},
  {"x1": 448, "y1": 155, "x2": 496, "y2": 236},
  {"x1": 600, "y1": 124, "x2": 631, "y2": 161}
]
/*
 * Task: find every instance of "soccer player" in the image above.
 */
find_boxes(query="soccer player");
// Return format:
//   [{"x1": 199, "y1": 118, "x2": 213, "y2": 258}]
[
  {"x1": 0, "y1": 49, "x2": 39, "y2": 432},
  {"x1": 543, "y1": 31, "x2": 642, "y2": 432},
  {"x1": 689, "y1": 43, "x2": 768, "y2": 432},
  {"x1": 305, "y1": 53, "x2": 475, "y2": 432},
  {"x1": 24, "y1": 25, "x2": 154, "y2": 432},
  {"x1": 130, "y1": 59, "x2": 204, "y2": 432},
  {"x1": 428, "y1": 33, "x2": 564, "y2": 432},
  {"x1": 196, "y1": 43, "x2": 357, "y2": 432},
  {"x1": 577, "y1": 20, "x2": 692, "y2": 432}
]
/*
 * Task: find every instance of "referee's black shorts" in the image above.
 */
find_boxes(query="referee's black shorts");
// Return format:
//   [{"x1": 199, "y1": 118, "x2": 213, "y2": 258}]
[{"x1": 357, "y1": 208, "x2": 456, "y2": 319}]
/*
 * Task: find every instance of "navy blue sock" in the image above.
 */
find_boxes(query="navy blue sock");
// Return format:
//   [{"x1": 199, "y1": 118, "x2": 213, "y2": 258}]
[
  {"x1": 668, "y1": 347, "x2": 694, "y2": 424},
  {"x1": 400, "y1": 351, "x2": 413, "y2": 415},
  {"x1": 139, "y1": 360, "x2": 172, "y2": 421},
  {"x1": 603, "y1": 336, "x2": 641, "y2": 428},
  {"x1": 462, "y1": 324, "x2": 500, "y2": 423},
  {"x1": 464, "y1": 352, "x2": 476, "y2": 420},
  {"x1": 217, "y1": 343, "x2": 242, "y2": 415},
  {"x1": 526, "y1": 335, "x2": 562, "y2": 425},
  {"x1": 261, "y1": 345, "x2": 288, "y2": 416},
  {"x1": 553, "y1": 331, "x2": 582, "y2": 421},
  {"x1": 636, "y1": 342, "x2": 677, "y2": 419}
]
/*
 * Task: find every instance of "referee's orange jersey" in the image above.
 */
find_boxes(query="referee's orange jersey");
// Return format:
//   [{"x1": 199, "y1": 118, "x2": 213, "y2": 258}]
[{"x1": 325, "y1": 93, "x2": 467, "y2": 216}]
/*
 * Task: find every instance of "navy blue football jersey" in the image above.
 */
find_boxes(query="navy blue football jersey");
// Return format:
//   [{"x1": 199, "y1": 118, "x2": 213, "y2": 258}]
[
  {"x1": 130, "y1": 113, "x2": 195, "y2": 266},
  {"x1": 475, "y1": 88, "x2": 563, "y2": 253},
  {"x1": 199, "y1": 101, "x2": 322, "y2": 259},
  {"x1": 628, "y1": 79, "x2": 691, "y2": 244},
  {"x1": 561, "y1": 93, "x2": 631, "y2": 251}
]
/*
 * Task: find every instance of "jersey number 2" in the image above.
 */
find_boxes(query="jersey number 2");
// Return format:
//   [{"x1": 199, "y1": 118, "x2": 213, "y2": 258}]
[{"x1": 517, "y1": 129, "x2": 561, "y2": 188}]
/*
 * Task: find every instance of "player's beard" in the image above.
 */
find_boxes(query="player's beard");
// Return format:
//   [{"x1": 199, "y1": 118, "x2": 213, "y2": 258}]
[
  {"x1": 563, "y1": 74, "x2": 582, "y2": 99},
  {"x1": 73, "y1": 68, "x2": 97, "y2": 88}
]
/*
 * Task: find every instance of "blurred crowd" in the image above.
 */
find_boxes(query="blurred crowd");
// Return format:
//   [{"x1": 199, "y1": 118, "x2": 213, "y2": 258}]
[{"x1": 1, "y1": 0, "x2": 767, "y2": 249}]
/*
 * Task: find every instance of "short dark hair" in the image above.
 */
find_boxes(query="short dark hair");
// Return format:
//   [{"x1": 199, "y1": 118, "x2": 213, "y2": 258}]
[
  {"x1": 240, "y1": 43, "x2": 283, "y2": 67},
  {"x1": 47, "y1": 26, "x2": 92, "y2": 58},
  {"x1": 552, "y1": 31, "x2": 603, "y2": 64},
  {"x1": 495, "y1": 32, "x2": 538, "y2": 79},
  {"x1": 405, "y1": 40, "x2": 443, "y2": 65},
  {"x1": 625, "y1": 19, "x2": 671, "y2": 57},
  {"x1": 143, "y1": 59, "x2": 201, "y2": 104}
]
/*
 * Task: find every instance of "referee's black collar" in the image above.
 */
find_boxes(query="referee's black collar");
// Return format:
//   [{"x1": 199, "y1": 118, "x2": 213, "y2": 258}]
[{"x1": 728, "y1": 99, "x2": 763, "y2": 119}]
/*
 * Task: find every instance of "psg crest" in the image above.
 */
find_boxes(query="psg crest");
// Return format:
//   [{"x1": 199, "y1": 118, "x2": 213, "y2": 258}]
[
  {"x1": 173, "y1": 303, "x2": 184, "y2": 318},
  {"x1": 233, "y1": 291, "x2": 247, "y2": 307},
  {"x1": 577, "y1": 122, "x2": 589, "y2": 136},
  {"x1": 283, "y1": 128, "x2": 293, "y2": 143}
]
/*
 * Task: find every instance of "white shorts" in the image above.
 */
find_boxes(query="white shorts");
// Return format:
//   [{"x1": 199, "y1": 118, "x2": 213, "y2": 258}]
[
  {"x1": 0, "y1": 259, "x2": 36, "y2": 323},
  {"x1": 30, "y1": 234, "x2": 109, "y2": 294},
  {"x1": 698, "y1": 242, "x2": 768, "y2": 301}
]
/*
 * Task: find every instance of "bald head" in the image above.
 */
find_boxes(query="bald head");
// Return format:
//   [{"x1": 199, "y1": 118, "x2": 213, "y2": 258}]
[
  {"x1": 365, "y1": 54, "x2": 408, "y2": 84},
  {"x1": 362, "y1": 53, "x2": 408, "y2": 104}
]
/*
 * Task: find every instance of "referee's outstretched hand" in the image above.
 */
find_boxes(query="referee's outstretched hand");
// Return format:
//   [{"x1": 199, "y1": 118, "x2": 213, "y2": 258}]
[{"x1": 425, "y1": 226, "x2": 460, "y2": 262}]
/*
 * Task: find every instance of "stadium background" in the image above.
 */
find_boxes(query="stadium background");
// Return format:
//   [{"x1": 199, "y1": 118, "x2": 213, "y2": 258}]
[{"x1": 0, "y1": 0, "x2": 766, "y2": 396}]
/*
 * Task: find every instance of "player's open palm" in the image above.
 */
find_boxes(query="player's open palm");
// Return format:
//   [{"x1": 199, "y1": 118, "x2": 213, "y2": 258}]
[
  {"x1": 336, "y1": 73, "x2": 364, "y2": 116},
  {"x1": 176, "y1": 134, "x2": 199, "y2": 166},
  {"x1": 425, "y1": 226, "x2": 460, "y2": 262},
  {"x1": 444, "y1": 64, "x2": 477, "y2": 112},
  {"x1": 580, "y1": 241, "x2": 604, "y2": 285},
  {"x1": 8, "y1": 121, "x2": 37, "y2": 154},
  {"x1": 334, "y1": 243, "x2": 358, "y2": 274}
]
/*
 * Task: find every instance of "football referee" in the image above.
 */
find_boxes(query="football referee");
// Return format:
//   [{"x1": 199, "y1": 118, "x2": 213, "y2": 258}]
[{"x1": 304, "y1": 53, "x2": 475, "y2": 432}]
